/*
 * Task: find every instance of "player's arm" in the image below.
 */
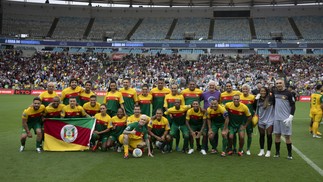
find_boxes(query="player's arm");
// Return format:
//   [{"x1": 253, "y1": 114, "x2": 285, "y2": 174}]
[
  {"x1": 242, "y1": 109, "x2": 252, "y2": 129},
  {"x1": 98, "y1": 126, "x2": 112, "y2": 135},
  {"x1": 145, "y1": 136, "x2": 153, "y2": 157},
  {"x1": 288, "y1": 92, "x2": 296, "y2": 116},
  {"x1": 123, "y1": 125, "x2": 135, "y2": 134},
  {"x1": 185, "y1": 116, "x2": 195, "y2": 138},
  {"x1": 148, "y1": 125, "x2": 160, "y2": 140},
  {"x1": 200, "y1": 118, "x2": 206, "y2": 134},
  {"x1": 81, "y1": 107, "x2": 91, "y2": 118},
  {"x1": 206, "y1": 111, "x2": 213, "y2": 135},
  {"x1": 60, "y1": 90, "x2": 66, "y2": 101},
  {"x1": 134, "y1": 91, "x2": 139, "y2": 105},
  {"x1": 161, "y1": 129, "x2": 169, "y2": 141},
  {"x1": 320, "y1": 95, "x2": 323, "y2": 111},
  {"x1": 222, "y1": 111, "x2": 229, "y2": 135}
]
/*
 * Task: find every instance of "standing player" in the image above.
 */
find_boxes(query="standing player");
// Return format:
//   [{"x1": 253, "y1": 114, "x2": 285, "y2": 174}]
[
  {"x1": 107, "y1": 108, "x2": 127, "y2": 151},
  {"x1": 225, "y1": 94, "x2": 252, "y2": 156},
  {"x1": 120, "y1": 78, "x2": 138, "y2": 116},
  {"x1": 207, "y1": 100, "x2": 229, "y2": 157},
  {"x1": 39, "y1": 82, "x2": 59, "y2": 107},
  {"x1": 61, "y1": 97, "x2": 89, "y2": 118},
  {"x1": 239, "y1": 84, "x2": 255, "y2": 155},
  {"x1": 181, "y1": 81, "x2": 203, "y2": 105},
  {"x1": 220, "y1": 82, "x2": 241, "y2": 105},
  {"x1": 148, "y1": 109, "x2": 171, "y2": 153},
  {"x1": 164, "y1": 84, "x2": 185, "y2": 151},
  {"x1": 186, "y1": 101, "x2": 207, "y2": 155},
  {"x1": 83, "y1": 95, "x2": 100, "y2": 116},
  {"x1": 201, "y1": 80, "x2": 221, "y2": 152},
  {"x1": 119, "y1": 115, "x2": 153, "y2": 158},
  {"x1": 164, "y1": 99, "x2": 191, "y2": 153},
  {"x1": 138, "y1": 84, "x2": 153, "y2": 116},
  {"x1": 273, "y1": 79, "x2": 296, "y2": 160},
  {"x1": 103, "y1": 80, "x2": 125, "y2": 117},
  {"x1": 61, "y1": 78, "x2": 84, "y2": 105},
  {"x1": 310, "y1": 85, "x2": 323, "y2": 138},
  {"x1": 201, "y1": 81, "x2": 221, "y2": 109},
  {"x1": 44, "y1": 96, "x2": 65, "y2": 118},
  {"x1": 79, "y1": 81, "x2": 96, "y2": 106},
  {"x1": 150, "y1": 78, "x2": 171, "y2": 116},
  {"x1": 91, "y1": 104, "x2": 112, "y2": 151},
  {"x1": 19, "y1": 97, "x2": 45, "y2": 153},
  {"x1": 256, "y1": 87, "x2": 275, "y2": 157}
]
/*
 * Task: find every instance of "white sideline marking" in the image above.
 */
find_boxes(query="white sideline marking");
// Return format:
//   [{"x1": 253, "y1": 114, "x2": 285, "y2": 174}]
[{"x1": 281, "y1": 138, "x2": 323, "y2": 176}]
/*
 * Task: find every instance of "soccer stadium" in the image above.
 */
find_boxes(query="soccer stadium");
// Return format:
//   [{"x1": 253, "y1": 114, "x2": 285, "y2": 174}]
[{"x1": 0, "y1": 0, "x2": 323, "y2": 181}]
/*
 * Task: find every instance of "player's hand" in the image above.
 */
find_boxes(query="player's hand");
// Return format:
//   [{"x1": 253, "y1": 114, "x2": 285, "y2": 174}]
[
  {"x1": 255, "y1": 93, "x2": 261, "y2": 100},
  {"x1": 196, "y1": 131, "x2": 201, "y2": 139},
  {"x1": 191, "y1": 131, "x2": 196, "y2": 138},
  {"x1": 157, "y1": 136, "x2": 163, "y2": 141},
  {"x1": 131, "y1": 130, "x2": 137, "y2": 134},
  {"x1": 151, "y1": 115, "x2": 157, "y2": 120},
  {"x1": 161, "y1": 136, "x2": 166, "y2": 141},
  {"x1": 208, "y1": 130, "x2": 213, "y2": 136},
  {"x1": 148, "y1": 152, "x2": 154, "y2": 157},
  {"x1": 222, "y1": 128, "x2": 228, "y2": 136},
  {"x1": 94, "y1": 131, "x2": 100, "y2": 134},
  {"x1": 27, "y1": 132, "x2": 32, "y2": 138},
  {"x1": 283, "y1": 115, "x2": 293, "y2": 127}
]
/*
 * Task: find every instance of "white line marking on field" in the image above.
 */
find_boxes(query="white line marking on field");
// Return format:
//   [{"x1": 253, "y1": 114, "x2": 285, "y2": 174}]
[{"x1": 281, "y1": 137, "x2": 323, "y2": 176}]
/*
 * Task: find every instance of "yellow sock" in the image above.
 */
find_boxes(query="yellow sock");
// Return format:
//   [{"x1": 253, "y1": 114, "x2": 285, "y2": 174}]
[
  {"x1": 124, "y1": 145, "x2": 129, "y2": 155},
  {"x1": 313, "y1": 122, "x2": 319, "y2": 135}
]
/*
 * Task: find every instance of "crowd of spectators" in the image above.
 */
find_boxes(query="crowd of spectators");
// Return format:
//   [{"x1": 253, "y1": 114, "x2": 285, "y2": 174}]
[{"x1": 0, "y1": 49, "x2": 322, "y2": 96}]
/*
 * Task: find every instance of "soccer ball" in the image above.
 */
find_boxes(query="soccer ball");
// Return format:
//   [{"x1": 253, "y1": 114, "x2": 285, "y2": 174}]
[{"x1": 132, "y1": 148, "x2": 143, "y2": 158}]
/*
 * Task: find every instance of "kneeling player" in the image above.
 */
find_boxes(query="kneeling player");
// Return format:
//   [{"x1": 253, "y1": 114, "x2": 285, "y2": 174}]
[
  {"x1": 91, "y1": 104, "x2": 112, "y2": 151},
  {"x1": 106, "y1": 108, "x2": 127, "y2": 151},
  {"x1": 119, "y1": 115, "x2": 153, "y2": 158},
  {"x1": 186, "y1": 101, "x2": 207, "y2": 155},
  {"x1": 20, "y1": 97, "x2": 45, "y2": 153},
  {"x1": 148, "y1": 109, "x2": 171, "y2": 153}
]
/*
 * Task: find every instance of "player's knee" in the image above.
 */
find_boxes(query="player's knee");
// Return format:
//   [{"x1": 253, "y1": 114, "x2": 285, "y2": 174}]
[
  {"x1": 166, "y1": 135, "x2": 172, "y2": 142},
  {"x1": 209, "y1": 134, "x2": 214, "y2": 140},
  {"x1": 21, "y1": 134, "x2": 27, "y2": 139},
  {"x1": 137, "y1": 142, "x2": 146, "y2": 148}
]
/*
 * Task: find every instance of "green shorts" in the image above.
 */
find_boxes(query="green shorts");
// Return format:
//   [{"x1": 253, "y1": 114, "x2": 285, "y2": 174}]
[
  {"x1": 170, "y1": 123, "x2": 189, "y2": 139},
  {"x1": 92, "y1": 133, "x2": 109, "y2": 143},
  {"x1": 229, "y1": 125, "x2": 245, "y2": 135},
  {"x1": 190, "y1": 125, "x2": 207, "y2": 135},
  {"x1": 211, "y1": 123, "x2": 224, "y2": 134},
  {"x1": 22, "y1": 121, "x2": 41, "y2": 134}
]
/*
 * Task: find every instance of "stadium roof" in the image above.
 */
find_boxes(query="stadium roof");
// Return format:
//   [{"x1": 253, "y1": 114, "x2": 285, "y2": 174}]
[{"x1": 55, "y1": 0, "x2": 321, "y2": 7}]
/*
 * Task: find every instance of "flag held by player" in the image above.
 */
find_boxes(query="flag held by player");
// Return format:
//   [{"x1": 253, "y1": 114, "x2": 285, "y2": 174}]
[{"x1": 43, "y1": 118, "x2": 96, "y2": 151}]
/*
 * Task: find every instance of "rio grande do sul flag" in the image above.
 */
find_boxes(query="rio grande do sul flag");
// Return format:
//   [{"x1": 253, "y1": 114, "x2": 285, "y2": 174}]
[{"x1": 43, "y1": 118, "x2": 96, "y2": 151}]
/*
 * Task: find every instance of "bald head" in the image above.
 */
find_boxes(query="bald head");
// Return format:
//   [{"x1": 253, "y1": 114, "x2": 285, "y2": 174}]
[{"x1": 47, "y1": 82, "x2": 55, "y2": 93}]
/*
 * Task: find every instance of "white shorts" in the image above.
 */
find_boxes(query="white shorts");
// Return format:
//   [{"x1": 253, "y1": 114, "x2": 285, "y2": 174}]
[
  {"x1": 258, "y1": 120, "x2": 274, "y2": 129},
  {"x1": 273, "y1": 120, "x2": 292, "y2": 136}
]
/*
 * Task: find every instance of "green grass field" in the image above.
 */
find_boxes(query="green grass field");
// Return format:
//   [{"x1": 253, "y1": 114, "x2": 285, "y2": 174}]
[{"x1": 1, "y1": 95, "x2": 323, "y2": 181}]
